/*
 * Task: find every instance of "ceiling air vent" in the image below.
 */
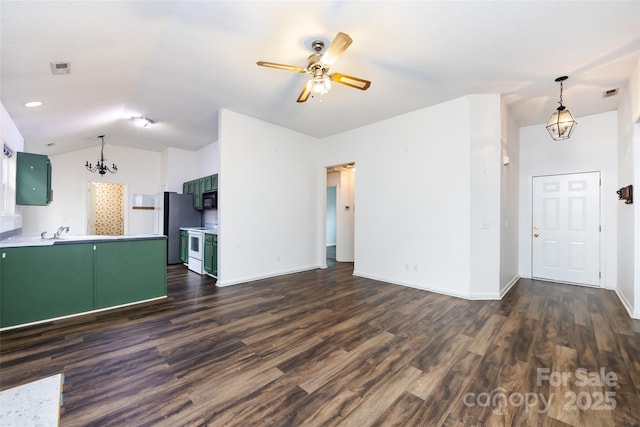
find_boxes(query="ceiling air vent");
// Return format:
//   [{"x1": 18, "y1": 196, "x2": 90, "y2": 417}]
[
  {"x1": 50, "y1": 61, "x2": 70, "y2": 75},
  {"x1": 602, "y1": 88, "x2": 619, "y2": 98}
]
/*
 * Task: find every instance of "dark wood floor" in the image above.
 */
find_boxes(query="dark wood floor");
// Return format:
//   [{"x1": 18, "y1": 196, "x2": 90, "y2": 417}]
[{"x1": 1, "y1": 261, "x2": 639, "y2": 426}]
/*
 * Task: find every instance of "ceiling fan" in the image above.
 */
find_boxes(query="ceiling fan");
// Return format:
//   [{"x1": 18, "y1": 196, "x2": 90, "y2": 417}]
[{"x1": 257, "y1": 32, "x2": 371, "y2": 103}]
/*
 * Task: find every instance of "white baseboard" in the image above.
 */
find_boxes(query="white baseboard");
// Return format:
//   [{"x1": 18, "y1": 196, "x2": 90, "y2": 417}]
[
  {"x1": 352, "y1": 270, "x2": 502, "y2": 300},
  {"x1": 614, "y1": 288, "x2": 640, "y2": 319},
  {"x1": 216, "y1": 264, "x2": 323, "y2": 287},
  {"x1": 0, "y1": 296, "x2": 167, "y2": 331},
  {"x1": 500, "y1": 275, "x2": 520, "y2": 298}
]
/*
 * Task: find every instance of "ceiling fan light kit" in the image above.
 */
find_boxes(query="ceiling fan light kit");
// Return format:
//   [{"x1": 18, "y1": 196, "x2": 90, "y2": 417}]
[
  {"x1": 257, "y1": 32, "x2": 371, "y2": 103},
  {"x1": 546, "y1": 76, "x2": 577, "y2": 141},
  {"x1": 310, "y1": 76, "x2": 331, "y2": 95}
]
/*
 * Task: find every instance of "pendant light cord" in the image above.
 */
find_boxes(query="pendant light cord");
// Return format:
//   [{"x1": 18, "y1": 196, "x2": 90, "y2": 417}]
[{"x1": 558, "y1": 80, "x2": 564, "y2": 107}]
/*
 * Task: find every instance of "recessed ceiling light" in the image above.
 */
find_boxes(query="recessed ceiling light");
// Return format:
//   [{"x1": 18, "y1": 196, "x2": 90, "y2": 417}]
[{"x1": 24, "y1": 101, "x2": 43, "y2": 107}]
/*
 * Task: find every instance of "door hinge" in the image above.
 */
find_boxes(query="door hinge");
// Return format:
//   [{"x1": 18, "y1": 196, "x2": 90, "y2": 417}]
[
  {"x1": 599, "y1": 271, "x2": 602, "y2": 279},
  {"x1": 599, "y1": 225, "x2": 601, "y2": 232}
]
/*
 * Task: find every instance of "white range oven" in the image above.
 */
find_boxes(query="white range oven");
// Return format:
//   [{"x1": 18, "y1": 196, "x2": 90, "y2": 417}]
[{"x1": 188, "y1": 230, "x2": 204, "y2": 274}]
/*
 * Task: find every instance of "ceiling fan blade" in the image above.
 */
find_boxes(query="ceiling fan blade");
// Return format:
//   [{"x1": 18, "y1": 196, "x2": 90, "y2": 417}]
[
  {"x1": 321, "y1": 32, "x2": 353, "y2": 66},
  {"x1": 256, "y1": 61, "x2": 306, "y2": 73},
  {"x1": 330, "y1": 73, "x2": 371, "y2": 90},
  {"x1": 296, "y1": 82, "x2": 311, "y2": 103}
]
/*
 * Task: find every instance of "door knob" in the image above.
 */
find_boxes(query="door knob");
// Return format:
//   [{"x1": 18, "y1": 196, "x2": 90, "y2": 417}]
[{"x1": 534, "y1": 233, "x2": 539, "y2": 237}]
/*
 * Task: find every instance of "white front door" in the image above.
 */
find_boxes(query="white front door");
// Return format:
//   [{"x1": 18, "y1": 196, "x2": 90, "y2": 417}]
[{"x1": 531, "y1": 172, "x2": 601, "y2": 286}]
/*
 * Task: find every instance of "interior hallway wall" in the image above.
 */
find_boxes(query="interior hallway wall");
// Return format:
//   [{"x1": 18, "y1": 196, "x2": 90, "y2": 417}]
[
  {"x1": 320, "y1": 95, "x2": 503, "y2": 299},
  {"x1": 217, "y1": 109, "x2": 322, "y2": 286},
  {"x1": 616, "y1": 55, "x2": 640, "y2": 318}
]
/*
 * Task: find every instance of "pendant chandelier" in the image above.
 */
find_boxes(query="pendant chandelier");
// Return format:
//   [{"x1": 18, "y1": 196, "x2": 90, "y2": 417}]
[
  {"x1": 546, "y1": 76, "x2": 578, "y2": 141},
  {"x1": 85, "y1": 135, "x2": 117, "y2": 175}
]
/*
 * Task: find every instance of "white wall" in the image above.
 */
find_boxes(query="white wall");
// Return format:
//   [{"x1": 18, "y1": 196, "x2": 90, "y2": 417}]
[
  {"x1": 469, "y1": 95, "x2": 502, "y2": 297},
  {"x1": 320, "y1": 95, "x2": 504, "y2": 299},
  {"x1": 0, "y1": 103, "x2": 25, "y2": 234},
  {"x1": 162, "y1": 147, "x2": 194, "y2": 193},
  {"x1": 195, "y1": 141, "x2": 220, "y2": 178},
  {"x1": 161, "y1": 142, "x2": 219, "y2": 193},
  {"x1": 616, "y1": 56, "x2": 640, "y2": 318},
  {"x1": 519, "y1": 111, "x2": 618, "y2": 288},
  {"x1": 500, "y1": 100, "x2": 520, "y2": 293},
  {"x1": 217, "y1": 109, "x2": 322, "y2": 286},
  {"x1": 21, "y1": 144, "x2": 161, "y2": 235}
]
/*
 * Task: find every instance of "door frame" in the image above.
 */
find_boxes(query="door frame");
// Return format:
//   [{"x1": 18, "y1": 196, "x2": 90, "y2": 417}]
[
  {"x1": 86, "y1": 181, "x2": 128, "y2": 235},
  {"x1": 530, "y1": 170, "x2": 603, "y2": 287},
  {"x1": 323, "y1": 163, "x2": 356, "y2": 267}
]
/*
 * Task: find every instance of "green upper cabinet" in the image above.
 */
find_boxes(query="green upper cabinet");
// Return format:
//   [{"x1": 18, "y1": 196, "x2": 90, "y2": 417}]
[
  {"x1": 183, "y1": 174, "x2": 217, "y2": 211},
  {"x1": 193, "y1": 178, "x2": 203, "y2": 210},
  {"x1": 204, "y1": 175, "x2": 213, "y2": 192},
  {"x1": 203, "y1": 174, "x2": 218, "y2": 192},
  {"x1": 16, "y1": 152, "x2": 52, "y2": 205}
]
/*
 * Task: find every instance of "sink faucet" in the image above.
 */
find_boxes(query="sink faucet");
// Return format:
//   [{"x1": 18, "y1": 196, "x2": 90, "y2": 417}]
[
  {"x1": 54, "y1": 226, "x2": 69, "y2": 238},
  {"x1": 41, "y1": 231, "x2": 48, "y2": 239}
]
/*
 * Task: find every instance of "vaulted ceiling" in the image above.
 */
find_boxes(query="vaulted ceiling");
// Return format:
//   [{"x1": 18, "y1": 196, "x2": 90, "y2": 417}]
[{"x1": 1, "y1": 1, "x2": 639, "y2": 155}]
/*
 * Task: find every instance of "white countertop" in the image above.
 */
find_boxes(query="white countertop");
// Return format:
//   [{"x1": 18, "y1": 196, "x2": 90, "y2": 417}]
[
  {"x1": 0, "y1": 373, "x2": 62, "y2": 427},
  {"x1": 0, "y1": 233, "x2": 166, "y2": 248}
]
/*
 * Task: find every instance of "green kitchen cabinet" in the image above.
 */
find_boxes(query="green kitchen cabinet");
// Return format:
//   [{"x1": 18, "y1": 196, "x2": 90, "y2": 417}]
[
  {"x1": 204, "y1": 233, "x2": 217, "y2": 277},
  {"x1": 0, "y1": 244, "x2": 94, "y2": 327},
  {"x1": 179, "y1": 229, "x2": 189, "y2": 263},
  {"x1": 184, "y1": 174, "x2": 218, "y2": 210},
  {"x1": 0, "y1": 237, "x2": 167, "y2": 329},
  {"x1": 16, "y1": 152, "x2": 52, "y2": 205},
  {"x1": 203, "y1": 175, "x2": 213, "y2": 192},
  {"x1": 193, "y1": 178, "x2": 203, "y2": 210},
  {"x1": 203, "y1": 174, "x2": 218, "y2": 192},
  {"x1": 93, "y1": 239, "x2": 167, "y2": 309}
]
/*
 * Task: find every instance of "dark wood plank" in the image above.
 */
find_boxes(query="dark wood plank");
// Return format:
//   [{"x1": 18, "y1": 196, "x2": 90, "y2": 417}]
[{"x1": 1, "y1": 266, "x2": 639, "y2": 426}]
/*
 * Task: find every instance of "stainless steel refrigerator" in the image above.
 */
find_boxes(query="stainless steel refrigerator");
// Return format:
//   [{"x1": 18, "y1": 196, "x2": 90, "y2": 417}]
[{"x1": 156, "y1": 192, "x2": 202, "y2": 264}]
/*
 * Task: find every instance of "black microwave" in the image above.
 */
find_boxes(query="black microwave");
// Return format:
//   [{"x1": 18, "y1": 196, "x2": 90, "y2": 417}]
[{"x1": 202, "y1": 190, "x2": 218, "y2": 209}]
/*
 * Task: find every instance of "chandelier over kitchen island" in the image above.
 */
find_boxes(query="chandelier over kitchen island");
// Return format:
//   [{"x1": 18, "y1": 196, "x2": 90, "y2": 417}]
[{"x1": 85, "y1": 135, "x2": 117, "y2": 175}]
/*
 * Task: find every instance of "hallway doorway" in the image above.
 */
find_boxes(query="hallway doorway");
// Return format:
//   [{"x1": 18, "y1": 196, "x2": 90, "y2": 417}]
[
  {"x1": 87, "y1": 182, "x2": 125, "y2": 235},
  {"x1": 325, "y1": 163, "x2": 355, "y2": 265}
]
